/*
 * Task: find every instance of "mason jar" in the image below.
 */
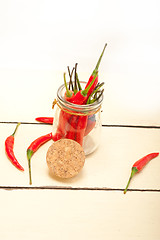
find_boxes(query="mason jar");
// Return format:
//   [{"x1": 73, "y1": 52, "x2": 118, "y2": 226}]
[{"x1": 52, "y1": 82, "x2": 103, "y2": 155}]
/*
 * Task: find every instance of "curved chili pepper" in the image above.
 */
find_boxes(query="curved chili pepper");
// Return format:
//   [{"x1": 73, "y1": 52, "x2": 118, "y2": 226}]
[
  {"x1": 5, "y1": 122, "x2": 24, "y2": 171},
  {"x1": 124, "y1": 152, "x2": 159, "y2": 194},
  {"x1": 35, "y1": 117, "x2": 54, "y2": 124},
  {"x1": 27, "y1": 132, "x2": 52, "y2": 185}
]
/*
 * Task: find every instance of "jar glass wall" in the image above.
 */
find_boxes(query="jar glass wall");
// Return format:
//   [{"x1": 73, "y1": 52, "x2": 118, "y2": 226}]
[{"x1": 52, "y1": 82, "x2": 103, "y2": 155}]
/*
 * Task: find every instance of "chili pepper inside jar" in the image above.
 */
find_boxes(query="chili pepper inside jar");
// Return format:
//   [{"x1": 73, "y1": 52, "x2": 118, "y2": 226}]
[{"x1": 52, "y1": 82, "x2": 103, "y2": 155}]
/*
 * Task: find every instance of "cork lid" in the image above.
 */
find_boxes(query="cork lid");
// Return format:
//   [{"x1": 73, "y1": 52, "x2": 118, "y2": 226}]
[{"x1": 46, "y1": 139, "x2": 85, "y2": 179}]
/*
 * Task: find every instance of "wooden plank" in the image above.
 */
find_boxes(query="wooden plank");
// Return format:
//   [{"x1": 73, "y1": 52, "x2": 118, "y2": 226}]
[
  {"x1": 0, "y1": 123, "x2": 159, "y2": 190},
  {"x1": 0, "y1": 189, "x2": 159, "y2": 240}
]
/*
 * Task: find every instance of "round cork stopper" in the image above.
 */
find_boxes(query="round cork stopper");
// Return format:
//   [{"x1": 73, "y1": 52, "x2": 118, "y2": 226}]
[{"x1": 46, "y1": 139, "x2": 85, "y2": 179}]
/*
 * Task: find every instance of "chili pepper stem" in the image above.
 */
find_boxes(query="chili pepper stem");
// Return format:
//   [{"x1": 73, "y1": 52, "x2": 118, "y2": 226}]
[
  {"x1": 124, "y1": 167, "x2": 138, "y2": 194},
  {"x1": 74, "y1": 63, "x2": 78, "y2": 94},
  {"x1": 67, "y1": 66, "x2": 74, "y2": 91},
  {"x1": 92, "y1": 43, "x2": 107, "y2": 75},
  {"x1": 87, "y1": 82, "x2": 104, "y2": 104},
  {"x1": 64, "y1": 72, "x2": 72, "y2": 98},
  {"x1": 76, "y1": 73, "x2": 82, "y2": 90},
  {"x1": 27, "y1": 149, "x2": 33, "y2": 185},
  {"x1": 12, "y1": 122, "x2": 21, "y2": 136}
]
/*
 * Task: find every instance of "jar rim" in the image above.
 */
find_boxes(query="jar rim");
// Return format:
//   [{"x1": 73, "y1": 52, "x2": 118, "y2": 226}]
[{"x1": 57, "y1": 81, "x2": 103, "y2": 112}]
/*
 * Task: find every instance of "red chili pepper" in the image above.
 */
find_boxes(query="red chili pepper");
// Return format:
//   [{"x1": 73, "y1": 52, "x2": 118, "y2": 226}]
[
  {"x1": 52, "y1": 101, "x2": 76, "y2": 141},
  {"x1": 71, "y1": 71, "x2": 98, "y2": 105},
  {"x1": 84, "y1": 43, "x2": 107, "y2": 101},
  {"x1": 5, "y1": 122, "x2": 24, "y2": 171},
  {"x1": 27, "y1": 132, "x2": 52, "y2": 185},
  {"x1": 52, "y1": 72, "x2": 76, "y2": 140},
  {"x1": 52, "y1": 110, "x2": 71, "y2": 141},
  {"x1": 124, "y1": 152, "x2": 159, "y2": 194},
  {"x1": 65, "y1": 114, "x2": 88, "y2": 146},
  {"x1": 53, "y1": 44, "x2": 106, "y2": 143},
  {"x1": 35, "y1": 117, "x2": 54, "y2": 124},
  {"x1": 67, "y1": 72, "x2": 98, "y2": 144},
  {"x1": 54, "y1": 72, "x2": 97, "y2": 143},
  {"x1": 35, "y1": 114, "x2": 95, "y2": 140},
  {"x1": 64, "y1": 115, "x2": 87, "y2": 146},
  {"x1": 65, "y1": 115, "x2": 79, "y2": 141}
]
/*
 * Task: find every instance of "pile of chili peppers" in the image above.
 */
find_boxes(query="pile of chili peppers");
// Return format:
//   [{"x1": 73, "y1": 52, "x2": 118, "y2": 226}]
[{"x1": 51, "y1": 43, "x2": 107, "y2": 146}]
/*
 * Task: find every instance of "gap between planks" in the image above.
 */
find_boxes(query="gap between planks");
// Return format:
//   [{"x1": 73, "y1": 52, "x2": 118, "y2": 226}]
[
  {"x1": 0, "y1": 121, "x2": 160, "y2": 129},
  {"x1": 0, "y1": 186, "x2": 160, "y2": 193}
]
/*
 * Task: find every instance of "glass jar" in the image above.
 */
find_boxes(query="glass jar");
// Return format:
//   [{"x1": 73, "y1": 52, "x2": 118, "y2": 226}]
[{"x1": 52, "y1": 82, "x2": 103, "y2": 155}]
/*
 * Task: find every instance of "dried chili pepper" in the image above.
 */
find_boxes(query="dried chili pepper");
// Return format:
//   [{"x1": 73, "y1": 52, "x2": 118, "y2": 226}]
[
  {"x1": 5, "y1": 122, "x2": 24, "y2": 171},
  {"x1": 84, "y1": 43, "x2": 107, "y2": 101},
  {"x1": 35, "y1": 117, "x2": 54, "y2": 124},
  {"x1": 124, "y1": 152, "x2": 159, "y2": 194},
  {"x1": 67, "y1": 66, "x2": 74, "y2": 91},
  {"x1": 27, "y1": 132, "x2": 52, "y2": 185},
  {"x1": 87, "y1": 82, "x2": 104, "y2": 104},
  {"x1": 73, "y1": 63, "x2": 78, "y2": 94}
]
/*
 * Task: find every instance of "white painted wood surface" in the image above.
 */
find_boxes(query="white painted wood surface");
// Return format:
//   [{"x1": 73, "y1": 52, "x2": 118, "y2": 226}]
[
  {"x1": 0, "y1": 190, "x2": 160, "y2": 240},
  {"x1": 0, "y1": 123, "x2": 159, "y2": 190},
  {"x1": 0, "y1": 123, "x2": 159, "y2": 239}
]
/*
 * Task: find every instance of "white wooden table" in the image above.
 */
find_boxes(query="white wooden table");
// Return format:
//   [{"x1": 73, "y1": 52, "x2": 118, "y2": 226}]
[
  {"x1": 0, "y1": 69, "x2": 160, "y2": 240},
  {"x1": 1, "y1": 0, "x2": 160, "y2": 238}
]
